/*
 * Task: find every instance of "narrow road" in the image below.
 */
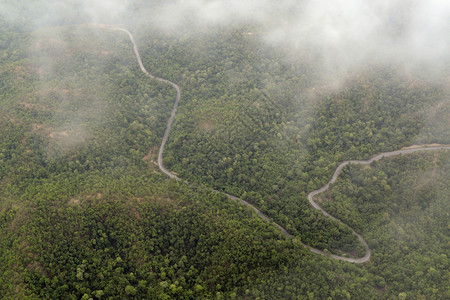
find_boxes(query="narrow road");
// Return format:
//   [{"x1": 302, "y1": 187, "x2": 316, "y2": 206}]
[
  {"x1": 112, "y1": 28, "x2": 182, "y2": 181},
  {"x1": 111, "y1": 27, "x2": 450, "y2": 263},
  {"x1": 307, "y1": 145, "x2": 450, "y2": 262}
]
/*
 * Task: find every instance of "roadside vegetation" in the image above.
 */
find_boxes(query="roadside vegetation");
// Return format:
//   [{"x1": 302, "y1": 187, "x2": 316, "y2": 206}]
[{"x1": 0, "y1": 11, "x2": 448, "y2": 299}]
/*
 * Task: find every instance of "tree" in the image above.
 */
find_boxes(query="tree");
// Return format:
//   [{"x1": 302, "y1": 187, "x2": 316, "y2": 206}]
[{"x1": 125, "y1": 285, "x2": 137, "y2": 296}]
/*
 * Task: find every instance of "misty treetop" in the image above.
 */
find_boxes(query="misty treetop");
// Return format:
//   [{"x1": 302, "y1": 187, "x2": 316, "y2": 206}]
[{"x1": 1, "y1": 0, "x2": 449, "y2": 299}]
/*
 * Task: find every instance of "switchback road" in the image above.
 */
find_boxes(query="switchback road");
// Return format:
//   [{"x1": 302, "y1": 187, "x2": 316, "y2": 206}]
[{"x1": 111, "y1": 27, "x2": 450, "y2": 263}]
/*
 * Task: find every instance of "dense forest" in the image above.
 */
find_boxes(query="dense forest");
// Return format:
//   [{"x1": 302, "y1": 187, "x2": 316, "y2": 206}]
[
  {"x1": 317, "y1": 150, "x2": 450, "y2": 298},
  {"x1": 1, "y1": 1, "x2": 449, "y2": 299}
]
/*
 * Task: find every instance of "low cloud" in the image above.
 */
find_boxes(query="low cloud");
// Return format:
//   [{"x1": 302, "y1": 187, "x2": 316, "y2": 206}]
[
  {"x1": 156, "y1": 1, "x2": 449, "y2": 74},
  {"x1": 3, "y1": 0, "x2": 448, "y2": 76}
]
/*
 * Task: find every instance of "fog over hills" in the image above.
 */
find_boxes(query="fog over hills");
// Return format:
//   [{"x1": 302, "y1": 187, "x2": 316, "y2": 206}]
[
  {"x1": 0, "y1": 1, "x2": 449, "y2": 299},
  {"x1": 3, "y1": 0, "x2": 447, "y2": 143},
  {"x1": 3, "y1": 0, "x2": 449, "y2": 116},
  {"x1": 3, "y1": 0, "x2": 449, "y2": 75}
]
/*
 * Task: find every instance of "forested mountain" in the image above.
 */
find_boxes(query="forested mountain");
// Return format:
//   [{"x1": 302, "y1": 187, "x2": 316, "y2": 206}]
[
  {"x1": 0, "y1": 1, "x2": 449, "y2": 299},
  {"x1": 317, "y1": 150, "x2": 450, "y2": 298}
]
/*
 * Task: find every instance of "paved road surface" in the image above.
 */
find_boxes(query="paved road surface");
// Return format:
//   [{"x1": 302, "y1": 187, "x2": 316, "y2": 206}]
[{"x1": 112, "y1": 27, "x2": 450, "y2": 263}]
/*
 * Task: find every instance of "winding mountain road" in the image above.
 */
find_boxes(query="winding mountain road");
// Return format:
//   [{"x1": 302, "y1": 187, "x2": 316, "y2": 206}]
[
  {"x1": 307, "y1": 145, "x2": 450, "y2": 262},
  {"x1": 111, "y1": 27, "x2": 450, "y2": 263},
  {"x1": 112, "y1": 28, "x2": 182, "y2": 181}
]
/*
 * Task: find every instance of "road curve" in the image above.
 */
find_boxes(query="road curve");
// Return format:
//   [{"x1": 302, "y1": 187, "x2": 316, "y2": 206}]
[
  {"x1": 110, "y1": 27, "x2": 450, "y2": 263},
  {"x1": 111, "y1": 28, "x2": 182, "y2": 181},
  {"x1": 307, "y1": 145, "x2": 450, "y2": 263}
]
